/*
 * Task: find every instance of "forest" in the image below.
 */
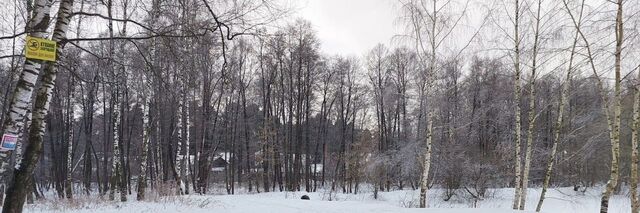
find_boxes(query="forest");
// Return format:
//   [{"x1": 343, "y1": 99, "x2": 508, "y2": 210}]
[{"x1": 0, "y1": 0, "x2": 639, "y2": 213}]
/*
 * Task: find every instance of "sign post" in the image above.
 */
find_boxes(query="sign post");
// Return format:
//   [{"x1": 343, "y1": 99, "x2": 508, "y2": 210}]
[
  {"x1": 25, "y1": 36, "x2": 57, "y2": 62},
  {"x1": 1, "y1": 134, "x2": 18, "y2": 151}
]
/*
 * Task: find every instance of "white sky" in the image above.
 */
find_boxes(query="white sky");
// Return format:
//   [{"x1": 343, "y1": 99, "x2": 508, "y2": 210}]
[{"x1": 295, "y1": 0, "x2": 402, "y2": 57}]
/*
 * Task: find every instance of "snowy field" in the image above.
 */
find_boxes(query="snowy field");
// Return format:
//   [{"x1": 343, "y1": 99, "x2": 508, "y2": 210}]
[{"x1": 22, "y1": 187, "x2": 631, "y2": 213}]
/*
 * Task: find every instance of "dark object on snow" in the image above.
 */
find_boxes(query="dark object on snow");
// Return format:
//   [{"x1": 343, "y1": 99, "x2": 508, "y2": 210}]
[{"x1": 301, "y1": 195, "x2": 310, "y2": 200}]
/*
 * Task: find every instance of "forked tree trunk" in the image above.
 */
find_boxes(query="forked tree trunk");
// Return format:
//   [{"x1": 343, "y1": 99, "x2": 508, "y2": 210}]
[
  {"x1": 2, "y1": 0, "x2": 75, "y2": 211},
  {"x1": 0, "y1": 0, "x2": 53, "y2": 190},
  {"x1": 519, "y1": 0, "x2": 541, "y2": 209}
]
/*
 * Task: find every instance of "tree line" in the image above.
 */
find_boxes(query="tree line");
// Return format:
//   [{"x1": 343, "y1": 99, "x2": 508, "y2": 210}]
[{"x1": 0, "y1": 0, "x2": 639, "y2": 213}]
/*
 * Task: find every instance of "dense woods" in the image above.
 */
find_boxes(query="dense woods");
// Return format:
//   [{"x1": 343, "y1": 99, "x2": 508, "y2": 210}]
[{"x1": 0, "y1": 0, "x2": 639, "y2": 212}]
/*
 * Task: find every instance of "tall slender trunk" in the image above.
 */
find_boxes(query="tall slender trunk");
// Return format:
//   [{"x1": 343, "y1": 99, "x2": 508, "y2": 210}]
[
  {"x1": 600, "y1": 1, "x2": 623, "y2": 212},
  {"x1": 419, "y1": 111, "x2": 433, "y2": 208},
  {"x1": 175, "y1": 88, "x2": 185, "y2": 195},
  {"x1": 512, "y1": 0, "x2": 523, "y2": 209},
  {"x1": 519, "y1": 1, "x2": 541, "y2": 209},
  {"x1": 0, "y1": 0, "x2": 53, "y2": 189},
  {"x1": 82, "y1": 74, "x2": 96, "y2": 195},
  {"x1": 109, "y1": 93, "x2": 123, "y2": 201},
  {"x1": 536, "y1": 18, "x2": 581, "y2": 212},
  {"x1": 65, "y1": 80, "x2": 75, "y2": 199},
  {"x1": 2, "y1": 0, "x2": 75, "y2": 211},
  {"x1": 137, "y1": 97, "x2": 150, "y2": 200},
  {"x1": 182, "y1": 92, "x2": 190, "y2": 195},
  {"x1": 562, "y1": 0, "x2": 621, "y2": 212},
  {"x1": 631, "y1": 65, "x2": 640, "y2": 213}
]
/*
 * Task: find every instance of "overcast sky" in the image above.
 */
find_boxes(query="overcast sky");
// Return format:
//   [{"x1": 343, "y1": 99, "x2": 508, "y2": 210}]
[{"x1": 295, "y1": 0, "x2": 402, "y2": 57}]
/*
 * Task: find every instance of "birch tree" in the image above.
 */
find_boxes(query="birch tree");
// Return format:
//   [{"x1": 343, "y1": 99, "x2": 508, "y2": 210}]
[
  {"x1": 631, "y1": 64, "x2": 640, "y2": 213},
  {"x1": 2, "y1": 0, "x2": 75, "y2": 211},
  {"x1": 511, "y1": 0, "x2": 523, "y2": 208},
  {"x1": 137, "y1": 96, "x2": 150, "y2": 200},
  {"x1": 563, "y1": 0, "x2": 624, "y2": 212},
  {"x1": 65, "y1": 79, "x2": 75, "y2": 199},
  {"x1": 175, "y1": 81, "x2": 186, "y2": 195},
  {"x1": 0, "y1": 0, "x2": 53, "y2": 193},
  {"x1": 106, "y1": 0, "x2": 126, "y2": 202},
  {"x1": 535, "y1": 4, "x2": 583, "y2": 211},
  {"x1": 400, "y1": 0, "x2": 469, "y2": 207},
  {"x1": 519, "y1": 0, "x2": 543, "y2": 209}
]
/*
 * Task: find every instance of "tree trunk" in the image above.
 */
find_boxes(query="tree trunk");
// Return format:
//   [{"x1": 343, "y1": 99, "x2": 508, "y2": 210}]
[
  {"x1": 419, "y1": 111, "x2": 433, "y2": 208},
  {"x1": 0, "y1": 0, "x2": 53, "y2": 188},
  {"x1": 631, "y1": 66, "x2": 640, "y2": 213},
  {"x1": 600, "y1": 1, "x2": 623, "y2": 212},
  {"x1": 536, "y1": 18, "x2": 581, "y2": 212},
  {"x1": 65, "y1": 80, "x2": 75, "y2": 199},
  {"x1": 183, "y1": 92, "x2": 190, "y2": 195},
  {"x1": 2, "y1": 0, "x2": 75, "y2": 211},
  {"x1": 512, "y1": 0, "x2": 523, "y2": 209},
  {"x1": 137, "y1": 97, "x2": 150, "y2": 201},
  {"x1": 175, "y1": 89, "x2": 184, "y2": 195},
  {"x1": 519, "y1": 1, "x2": 541, "y2": 209},
  {"x1": 82, "y1": 74, "x2": 97, "y2": 195}
]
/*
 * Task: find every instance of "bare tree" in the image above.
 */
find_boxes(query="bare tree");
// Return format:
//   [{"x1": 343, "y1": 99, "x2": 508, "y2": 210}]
[
  {"x1": 535, "y1": 3, "x2": 583, "y2": 211},
  {"x1": 399, "y1": 0, "x2": 469, "y2": 207},
  {"x1": 0, "y1": 0, "x2": 54, "y2": 192},
  {"x1": 563, "y1": 0, "x2": 625, "y2": 212},
  {"x1": 511, "y1": 0, "x2": 524, "y2": 208},
  {"x1": 2, "y1": 0, "x2": 76, "y2": 211}
]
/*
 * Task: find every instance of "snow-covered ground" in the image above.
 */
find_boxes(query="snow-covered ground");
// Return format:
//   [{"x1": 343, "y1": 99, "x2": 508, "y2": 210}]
[{"x1": 22, "y1": 187, "x2": 631, "y2": 213}]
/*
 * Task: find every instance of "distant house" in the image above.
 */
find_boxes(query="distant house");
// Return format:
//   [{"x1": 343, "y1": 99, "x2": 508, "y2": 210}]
[
  {"x1": 207, "y1": 151, "x2": 323, "y2": 174},
  {"x1": 211, "y1": 152, "x2": 232, "y2": 172},
  {"x1": 174, "y1": 153, "x2": 230, "y2": 172},
  {"x1": 211, "y1": 157, "x2": 228, "y2": 172}
]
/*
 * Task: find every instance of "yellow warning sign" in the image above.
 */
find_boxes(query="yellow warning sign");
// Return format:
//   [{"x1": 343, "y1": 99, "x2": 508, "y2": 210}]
[{"x1": 25, "y1": 36, "x2": 57, "y2": 62}]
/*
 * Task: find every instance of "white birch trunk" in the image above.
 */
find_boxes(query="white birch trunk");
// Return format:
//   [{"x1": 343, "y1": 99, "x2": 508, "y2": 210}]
[
  {"x1": 65, "y1": 83, "x2": 75, "y2": 199},
  {"x1": 419, "y1": 111, "x2": 433, "y2": 208},
  {"x1": 512, "y1": 0, "x2": 523, "y2": 209},
  {"x1": 11, "y1": 110, "x2": 30, "y2": 171},
  {"x1": 535, "y1": 21, "x2": 581, "y2": 213},
  {"x1": 519, "y1": 1, "x2": 542, "y2": 209},
  {"x1": 136, "y1": 97, "x2": 150, "y2": 201},
  {"x1": 562, "y1": 1, "x2": 622, "y2": 212},
  {"x1": 184, "y1": 95, "x2": 190, "y2": 195},
  {"x1": 418, "y1": 0, "x2": 439, "y2": 207},
  {"x1": 600, "y1": 1, "x2": 623, "y2": 212},
  {"x1": 109, "y1": 99, "x2": 121, "y2": 201},
  {"x1": 175, "y1": 91, "x2": 184, "y2": 195},
  {"x1": 631, "y1": 67, "x2": 640, "y2": 213},
  {"x1": 2, "y1": 0, "x2": 75, "y2": 210},
  {"x1": 0, "y1": 0, "x2": 53, "y2": 184}
]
